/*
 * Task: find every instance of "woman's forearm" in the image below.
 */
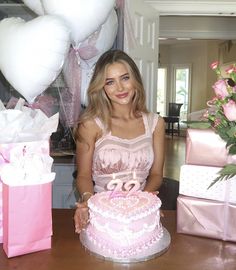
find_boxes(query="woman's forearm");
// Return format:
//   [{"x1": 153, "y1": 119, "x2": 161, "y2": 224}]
[
  {"x1": 76, "y1": 175, "x2": 94, "y2": 200},
  {"x1": 143, "y1": 174, "x2": 163, "y2": 192}
]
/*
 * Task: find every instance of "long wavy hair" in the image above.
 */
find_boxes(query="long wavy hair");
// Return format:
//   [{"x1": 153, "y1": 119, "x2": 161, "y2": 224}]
[{"x1": 75, "y1": 49, "x2": 148, "y2": 141}]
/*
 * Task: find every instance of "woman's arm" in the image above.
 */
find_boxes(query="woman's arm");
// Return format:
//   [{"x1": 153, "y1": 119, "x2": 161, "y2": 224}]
[
  {"x1": 76, "y1": 119, "x2": 100, "y2": 197},
  {"x1": 74, "y1": 119, "x2": 100, "y2": 233},
  {"x1": 144, "y1": 116, "x2": 165, "y2": 192}
]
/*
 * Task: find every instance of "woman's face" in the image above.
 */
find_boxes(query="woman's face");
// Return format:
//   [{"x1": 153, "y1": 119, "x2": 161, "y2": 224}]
[{"x1": 103, "y1": 62, "x2": 135, "y2": 105}]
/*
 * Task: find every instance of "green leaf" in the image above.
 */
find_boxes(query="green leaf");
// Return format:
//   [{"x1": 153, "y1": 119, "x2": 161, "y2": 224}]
[
  {"x1": 184, "y1": 121, "x2": 211, "y2": 129},
  {"x1": 232, "y1": 93, "x2": 236, "y2": 101},
  {"x1": 228, "y1": 144, "x2": 236, "y2": 155},
  {"x1": 207, "y1": 164, "x2": 236, "y2": 189},
  {"x1": 227, "y1": 126, "x2": 236, "y2": 137}
]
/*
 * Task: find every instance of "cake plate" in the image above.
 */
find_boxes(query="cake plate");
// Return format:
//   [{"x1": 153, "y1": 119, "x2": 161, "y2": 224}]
[{"x1": 80, "y1": 227, "x2": 171, "y2": 264}]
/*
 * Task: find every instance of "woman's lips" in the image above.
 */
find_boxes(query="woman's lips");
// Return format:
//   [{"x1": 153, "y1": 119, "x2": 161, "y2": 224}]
[{"x1": 116, "y1": 92, "x2": 128, "y2": 99}]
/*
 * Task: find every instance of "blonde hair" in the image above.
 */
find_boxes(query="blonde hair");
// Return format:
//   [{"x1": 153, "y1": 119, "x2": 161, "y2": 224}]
[{"x1": 74, "y1": 49, "x2": 148, "y2": 141}]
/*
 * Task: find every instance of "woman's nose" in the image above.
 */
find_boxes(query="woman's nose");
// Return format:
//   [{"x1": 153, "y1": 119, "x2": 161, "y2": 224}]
[{"x1": 116, "y1": 80, "x2": 123, "y2": 92}]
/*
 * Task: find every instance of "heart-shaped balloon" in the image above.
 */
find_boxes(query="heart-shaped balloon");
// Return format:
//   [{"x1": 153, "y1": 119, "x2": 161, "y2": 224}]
[
  {"x1": 78, "y1": 9, "x2": 118, "y2": 106},
  {"x1": 78, "y1": 9, "x2": 118, "y2": 60},
  {"x1": 41, "y1": 0, "x2": 116, "y2": 48},
  {"x1": 0, "y1": 15, "x2": 70, "y2": 103},
  {"x1": 22, "y1": 0, "x2": 45, "y2": 15}
]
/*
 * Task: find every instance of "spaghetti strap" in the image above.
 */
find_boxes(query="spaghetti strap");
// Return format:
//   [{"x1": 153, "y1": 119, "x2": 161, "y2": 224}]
[
  {"x1": 146, "y1": 113, "x2": 159, "y2": 134},
  {"x1": 94, "y1": 117, "x2": 105, "y2": 132}
]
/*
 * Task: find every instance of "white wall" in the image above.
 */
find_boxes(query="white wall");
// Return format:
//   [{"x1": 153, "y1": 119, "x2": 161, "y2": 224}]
[{"x1": 159, "y1": 40, "x2": 222, "y2": 112}]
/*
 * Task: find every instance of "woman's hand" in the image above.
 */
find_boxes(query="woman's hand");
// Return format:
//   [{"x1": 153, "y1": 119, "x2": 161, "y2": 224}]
[{"x1": 74, "y1": 201, "x2": 89, "y2": 234}]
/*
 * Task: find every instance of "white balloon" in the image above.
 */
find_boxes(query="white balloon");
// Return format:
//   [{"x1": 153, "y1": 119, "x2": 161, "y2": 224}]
[
  {"x1": 79, "y1": 9, "x2": 118, "y2": 105},
  {"x1": 41, "y1": 0, "x2": 116, "y2": 48},
  {"x1": 0, "y1": 15, "x2": 70, "y2": 103},
  {"x1": 79, "y1": 9, "x2": 118, "y2": 61},
  {"x1": 22, "y1": 0, "x2": 45, "y2": 15}
]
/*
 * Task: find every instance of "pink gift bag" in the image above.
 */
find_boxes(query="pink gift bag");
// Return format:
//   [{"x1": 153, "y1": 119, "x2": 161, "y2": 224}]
[
  {"x1": 177, "y1": 195, "x2": 236, "y2": 242},
  {"x1": 2, "y1": 182, "x2": 52, "y2": 257},
  {"x1": 0, "y1": 181, "x2": 2, "y2": 244}
]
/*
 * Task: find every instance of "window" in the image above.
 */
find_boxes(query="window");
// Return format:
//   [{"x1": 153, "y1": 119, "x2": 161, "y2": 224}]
[
  {"x1": 157, "y1": 64, "x2": 191, "y2": 121},
  {"x1": 157, "y1": 67, "x2": 167, "y2": 116},
  {"x1": 173, "y1": 64, "x2": 191, "y2": 121}
]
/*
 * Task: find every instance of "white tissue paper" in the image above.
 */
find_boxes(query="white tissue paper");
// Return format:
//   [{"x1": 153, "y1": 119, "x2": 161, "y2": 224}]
[
  {"x1": 0, "y1": 98, "x2": 59, "y2": 143},
  {"x1": 0, "y1": 98, "x2": 59, "y2": 186}
]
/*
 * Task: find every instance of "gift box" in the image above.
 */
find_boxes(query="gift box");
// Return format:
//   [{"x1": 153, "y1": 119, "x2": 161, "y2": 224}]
[
  {"x1": 179, "y1": 164, "x2": 236, "y2": 203},
  {"x1": 185, "y1": 128, "x2": 236, "y2": 167},
  {"x1": 177, "y1": 195, "x2": 236, "y2": 241}
]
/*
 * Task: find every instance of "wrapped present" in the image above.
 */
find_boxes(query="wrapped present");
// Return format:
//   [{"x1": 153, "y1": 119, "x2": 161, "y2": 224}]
[
  {"x1": 185, "y1": 128, "x2": 236, "y2": 167},
  {"x1": 179, "y1": 164, "x2": 236, "y2": 203},
  {"x1": 177, "y1": 195, "x2": 236, "y2": 241},
  {"x1": 0, "y1": 140, "x2": 56, "y2": 257}
]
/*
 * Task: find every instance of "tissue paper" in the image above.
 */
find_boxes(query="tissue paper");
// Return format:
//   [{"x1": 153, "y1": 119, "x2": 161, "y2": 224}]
[{"x1": 0, "y1": 98, "x2": 59, "y2": 143}]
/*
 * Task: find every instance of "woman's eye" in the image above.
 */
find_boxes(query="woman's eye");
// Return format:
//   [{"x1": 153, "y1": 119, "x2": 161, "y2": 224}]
[
  {"x1": 105, "y1": 80, "x2": 113, "y2": 86},
  {"x1": 122, "y1": 75, "x2": 130, "y2": 81}
]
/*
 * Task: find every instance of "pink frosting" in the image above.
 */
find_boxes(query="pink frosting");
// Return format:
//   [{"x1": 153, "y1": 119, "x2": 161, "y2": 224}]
[{"x1": 80, "y1": 190, "x2": 163, "y2": 259}]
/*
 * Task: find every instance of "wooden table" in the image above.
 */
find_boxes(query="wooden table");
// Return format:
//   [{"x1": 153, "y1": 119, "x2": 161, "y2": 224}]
[{"x1": 0, "y1": 209, "x2": 236, "y2": 270}]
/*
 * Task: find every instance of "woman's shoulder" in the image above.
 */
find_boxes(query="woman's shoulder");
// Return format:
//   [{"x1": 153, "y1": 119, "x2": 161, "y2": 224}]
[
  {"x1": 144, "y1": 112, "x2": 164, "y2": 133},
  {"x1": 77, "y1": 118, "x2": 102, "y2": 139}
]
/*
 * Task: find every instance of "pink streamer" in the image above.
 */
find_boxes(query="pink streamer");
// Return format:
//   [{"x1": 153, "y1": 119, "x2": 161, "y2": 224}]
[
  {"x1": 61, "y1": 47, "x2": 81, "y2": 127},
  {"x1": 77, "y1": 29, "x2": 101, "y2": 60},
  {"x1": 116, "y1": 0, "x2": 124, "y2": 9}
]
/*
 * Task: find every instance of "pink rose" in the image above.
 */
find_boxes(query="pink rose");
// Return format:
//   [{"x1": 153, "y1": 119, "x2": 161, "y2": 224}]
[
  {"x1": 210, "y1": 61, "x2": 219, "y2": 70},
  {"x1": 212, "y1": 79, "x2": 229, "y2": 98},
  {"x1": 223, "y1": 100, "x2": 236, "y2": 121},
  {"x1": 227, "y1": 154, "x2": 236, "y2": 164},
  {"x1": 225, "y1": 65, "x2": 235, "y2": 74}
]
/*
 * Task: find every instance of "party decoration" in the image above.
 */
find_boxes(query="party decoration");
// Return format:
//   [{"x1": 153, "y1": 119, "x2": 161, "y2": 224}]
[
  {"x1": 61, "y1": 47, "x2": 81, "y2": 127},
  {"x1": 22, "y1": 0, "x2": 45, "y2": 15},
  {"x1": 78, "y1": 9, "x2": 118, "y2": 60},
  {"x1": 0, "y1": 15, "x2": 70, "y2": 103},
  {"x1": 41, "y1": 0, "x2": 116, "y2": 48},
  {"x1": 78, "y1": 9, "x2": 118, "y2": 105}
]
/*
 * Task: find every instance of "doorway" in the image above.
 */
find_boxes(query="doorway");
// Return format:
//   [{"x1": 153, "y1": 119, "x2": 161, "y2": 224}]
[{"x1": 172, "y1": 64, "x2": 191, "y2": 121}]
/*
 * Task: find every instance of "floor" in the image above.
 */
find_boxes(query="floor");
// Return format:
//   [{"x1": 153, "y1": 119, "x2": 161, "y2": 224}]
[
  {"x1": 163, "y1": 135, "x2": 186, "y2": 181},
  {"x1": 159, "y1": 134, "x2": 186, "y2": 209}
]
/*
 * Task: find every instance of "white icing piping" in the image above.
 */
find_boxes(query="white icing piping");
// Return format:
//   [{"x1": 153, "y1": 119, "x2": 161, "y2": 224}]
[
  {"x1": 86, "y1": 226, "x2": 164, "y2": 258},
  {"x1": 88, "y1": 200, "x2": 160, "y2": 223},
  {"x1": 89, "y1": 215, "x2": 160, "y2": 240}
]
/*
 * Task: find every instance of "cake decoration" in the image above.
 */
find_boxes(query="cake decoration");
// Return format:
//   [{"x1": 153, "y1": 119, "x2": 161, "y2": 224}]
[{"x1": 80, "y1": 178, "x2": 171, "y2": 262}]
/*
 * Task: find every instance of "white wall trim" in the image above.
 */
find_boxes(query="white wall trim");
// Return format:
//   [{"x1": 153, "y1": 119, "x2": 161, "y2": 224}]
[{"x1": 145, "y1": 0, "x2": 236, "y2": 16}]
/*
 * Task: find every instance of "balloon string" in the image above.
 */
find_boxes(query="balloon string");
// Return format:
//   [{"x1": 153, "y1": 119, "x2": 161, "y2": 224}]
[
  {"x1": 39, "y1": 0, "x2": 46, "y2": 15},
  {"x1": 56, "y1": 83, "x2": 76, "y2": 144}
]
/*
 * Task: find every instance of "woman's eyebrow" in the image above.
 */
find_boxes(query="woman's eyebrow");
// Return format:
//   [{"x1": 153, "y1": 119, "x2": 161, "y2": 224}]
[{"x1": 105, "y1": 73, "x2": 129, "y2": 81}]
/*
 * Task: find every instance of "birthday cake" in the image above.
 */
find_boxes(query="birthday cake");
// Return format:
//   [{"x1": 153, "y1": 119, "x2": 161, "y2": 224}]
[{"x1": 80, "y1": 180, "x2": 170, "y2": 262}]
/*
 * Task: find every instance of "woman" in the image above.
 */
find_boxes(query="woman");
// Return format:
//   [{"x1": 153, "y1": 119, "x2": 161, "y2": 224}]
[{"x1": 74, "y1": 49, "x2": 165, "y2": 233}]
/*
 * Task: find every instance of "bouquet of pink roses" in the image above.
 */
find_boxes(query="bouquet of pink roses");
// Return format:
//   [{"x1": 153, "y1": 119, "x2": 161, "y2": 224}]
[{"x1": 188, "y1": 61, "x2": 236, "y2": 187}]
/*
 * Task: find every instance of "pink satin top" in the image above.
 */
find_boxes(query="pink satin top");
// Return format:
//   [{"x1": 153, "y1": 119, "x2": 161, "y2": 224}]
[{"x1": 92, "y1": 112, "x2": 159, "y2": 192}]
